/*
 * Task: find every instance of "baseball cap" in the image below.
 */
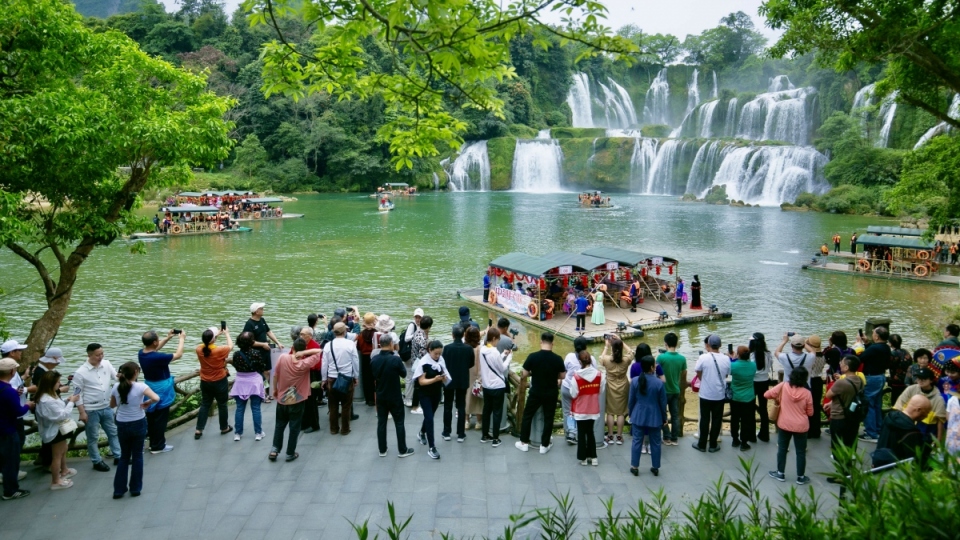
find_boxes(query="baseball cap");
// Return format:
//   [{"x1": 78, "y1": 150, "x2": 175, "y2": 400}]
[
  {"x1": 39, "y1": 347, "x2": 64, "y2": 365},
  {"x1": 706, "y1": 334, "x2": 721, "y2": 349},
  {"x1": 915, "y1": 367, "x2": 936, "y2": 380},
  {"x1": 333, "y1": 322, "x2": 348, "y2": 335},
  {"x1": 250, "y1": 302, "x2": 265, "y2": 313},
  {"x1": 413, "y1": 308, "x2": 424, "y2": 318},
  {"x1": 790, "y1": 334, "x2": 805, "y2": 348},
  {"x1": 459, "y1": 306, "x2": 471, "y2": 320},
  {"x1": 0, "y1": 358, "x2": 19, "y2": 371},
  {"x1": 0, "y1": 340, "x2": 28, "y2": 354}
]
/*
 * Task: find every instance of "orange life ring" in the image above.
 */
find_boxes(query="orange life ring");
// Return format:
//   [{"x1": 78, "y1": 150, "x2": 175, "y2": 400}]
[
  {"x1": 488, "y1": 290, "x2": 498, "y2": 305},
  {"x1": 918, "y1": 250, "x2": 930, "y2": 260},
  {"x1": 527, "y1": 302, "x2": 539, "y2": 318},
  {"x1": 915, "y1": 264, "x2": 929, "y2": 277},
  {"x1": 857, "y1": 259, "x2": 870, "y2": 271},
  {"x1": 276, "y1": 208, "x2": 282, "y2": 217},
  {"x1": 170, "y1": 224, "x2": 182, "y2": 234},
  {"x1": 928, "y1": 261, "x2": 939, "y2": 273},
  {"x1": 253, "y1": 211, "x2": 261, "y2": 219}
]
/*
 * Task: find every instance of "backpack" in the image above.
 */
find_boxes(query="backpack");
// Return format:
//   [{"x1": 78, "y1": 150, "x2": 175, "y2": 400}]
[
  {"x1": 397, "y1": 322, "x2": 414, "y2": 362},
  {"x1": 844, "y1": 378, "x2": 867, "y2": 423}
]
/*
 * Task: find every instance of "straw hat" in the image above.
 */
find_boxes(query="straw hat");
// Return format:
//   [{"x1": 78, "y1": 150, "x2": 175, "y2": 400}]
[{"x1": 376, "y1": 314, "x2": 396, "y2": 333}]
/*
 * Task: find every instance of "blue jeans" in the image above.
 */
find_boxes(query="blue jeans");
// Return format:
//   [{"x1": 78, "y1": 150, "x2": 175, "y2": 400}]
[
  {"x1": 776, "y1": 429, "x2": 807, "y2": 477},
  {"x1": 662, "y1": 393, "x2": 681, "y2": 441},
  {"x1": 632, "y1": 426, "x2": 662, "y2": 469},
  {"x1": 85, "y1": 407, "x2": 121, "y2": 463},
  {"x1": 864, "y1": 375, "x2": 886, "y2": 438},
  {"x1": 235, "y1": 396, "x2": 262, "y2": 436},
  {"x1": 114, "y1": 418, "x2": 147, "y2": 495}
]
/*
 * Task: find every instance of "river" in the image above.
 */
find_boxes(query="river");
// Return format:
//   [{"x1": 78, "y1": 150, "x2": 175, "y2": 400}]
[{"x1": 0, "y1": 193, "x2": 955, "y2": 375}]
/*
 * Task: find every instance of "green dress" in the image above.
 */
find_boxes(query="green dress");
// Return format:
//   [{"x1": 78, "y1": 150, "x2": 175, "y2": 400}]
[{"x1": 591, "y1": 291, "x2": 605, "y2": 325}]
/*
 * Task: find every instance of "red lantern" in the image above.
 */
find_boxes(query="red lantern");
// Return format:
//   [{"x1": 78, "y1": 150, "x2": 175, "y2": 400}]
[
  {"x1": 609, "y1": 271, "x2": 615, "y2": 281},
  {"x1": 538, "y1": 278, "x2": 546, "y2": 290},
  {"x1": 668, "y1": 265, "x2": 674, "y2": 275},
  {"x1": 562, "y1": 276, "x2": 569, "y2": 288},
  {"x1": 625, "y1": 270, "x2": 631, "y2": 280},
  {"x1": 656, "y1": 266, "x2": 661, "y2": 275},
  {"x1": 581, "y1": 275, "x2": 588, "y2": 287},
  {"x1": 641, "y1": 267, "x2": 647, "y2": 278}
]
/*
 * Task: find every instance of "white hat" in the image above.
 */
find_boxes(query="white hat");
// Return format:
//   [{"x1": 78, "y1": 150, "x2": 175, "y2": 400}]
[
  {"x1": 250, "y1": 302, "x2": 266, "y2": 314},
  {"x1": 413, "y1": 308, "x2": 424, "y2": 318},
  {"x1": 376, "y1": 314, "x2": 396, "y2": 333},
  {"x1": 0, "y1": 340, "x2": 28, "y2": 354},
  {"x1": 207, "y1": 327, "x2": 220, "y2": 336},
  {"x1": 39, "y1": 347, "x2": 64, "y2": 365}
]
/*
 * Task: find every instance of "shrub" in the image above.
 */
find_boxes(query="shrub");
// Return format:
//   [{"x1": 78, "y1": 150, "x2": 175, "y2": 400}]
[
  {"x1": 641, "y1": 124, "x2": 671, "y2": 138},
  {"x1": 793, "y1": 192, "x2": 820, "y2": 208}
]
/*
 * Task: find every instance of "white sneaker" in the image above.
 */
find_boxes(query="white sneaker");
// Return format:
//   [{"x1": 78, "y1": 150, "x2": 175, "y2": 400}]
[
  {"x1": 591, "y1": 458, "x2": 599, "y2": 466},
  {"x1": 255, "y1": 433, "x2": 264, "y2": 441},
  {"x1": 410, "y1": 408, "x2": 423, "y2": 415},
  {"x1": 515, "y1": 441, "x2": 529, "y2": 452},
  {"x1": 539, "y1": 443, "x2": 553, "y2": 454},
  {"x1": 234, "y1": 433, "x2": 241, "y2": 442},
  {"x1": 0, "y1": 471, "x2": 27, "y2": 483},
  {"x1": 642, "y1": 444, "x2": 650, "y2": 454},
  {"x1": 580, "y1": 459, "x2": 590, "y2": 466},
  {"x1": 150, "y1": 445, "x2": 174, "y2": 454}
]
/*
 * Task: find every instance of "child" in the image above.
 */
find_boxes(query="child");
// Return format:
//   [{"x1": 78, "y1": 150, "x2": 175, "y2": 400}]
[
  {"x1": 574, "y1": 292, "x2": 589, "y2": 332},
  {"x1": 938, "y1": 361, "x2": 960, "y2": 403},
  {"x1": 904, "y1": 348, "x2": 931, "y2": 386}
]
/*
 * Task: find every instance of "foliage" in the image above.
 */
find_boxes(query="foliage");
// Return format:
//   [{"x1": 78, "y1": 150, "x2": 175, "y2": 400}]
[
  {"x1": 816, "y1": 112, "x2": 906, "y2": 188},
  {"x1": 551, "y1": 127, "x2": 607, "y2": 139},
  {"x1": 559, "y1": 137, "x2": 634, "y2": 192},
  {"x1": 486, "y1": 137, "x2": 517, "y2": 191},
  {"x1": 641, "y1": 125, "x2": 672, "y2": 138},
  {"x1": 795, "y1": 185, "x2": 883, "y2": 215},
  {"x1": 885, "y1": 134, "x2": 960, "y2": 230},
  {"x1": 234, "y1": 134, "x2": 269, "y2": 178},
  {"x1": 702, "y1": 184, "x2": 730, "y2": 205},
  {"x1": 682, "y1": 11, "x2": 767, "y2": 72}
]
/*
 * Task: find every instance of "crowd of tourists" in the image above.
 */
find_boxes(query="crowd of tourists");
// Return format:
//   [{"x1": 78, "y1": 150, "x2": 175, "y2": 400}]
[{"x1": 2, "y1": 304, "x2": 960, "y2": 500}]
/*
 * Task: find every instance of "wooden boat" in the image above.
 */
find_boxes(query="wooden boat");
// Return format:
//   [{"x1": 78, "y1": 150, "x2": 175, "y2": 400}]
[
  {"x1": 578, "y1": 191, "x2": 613, "y2": 208},
  {"x1": 233, "y1": 197, "x2": 303, "y2": 221},
  {"x1": 132, "y1": 206, "x2": 253, "y2": 239}
]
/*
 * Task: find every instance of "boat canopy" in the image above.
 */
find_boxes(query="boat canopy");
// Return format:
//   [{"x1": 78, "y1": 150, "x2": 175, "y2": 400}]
[
  {"x1": 581, "y1": 247, "x2": 678, "y2": 267},
  {"x1": 856, "y1": 236, "x2": 935, "y2": 249},
  {"x1": 866, "y1": 226, "x2": 926, "y2": 237},
  {"x1": 489, "y1": 252, "x2": 559, "y2": 278},
  {"x1": 177, "y1": 191, "x2": 203, "y2": 197},
  {"x1": 244, "y1": 197, "x2": 283, "y2": 204},
  {"x1": 385, "y1": 183, "x2": 409, "y2": 187},
  {"x1": 162, "y1": 205, "x2": 220, "y2": 213},
  {"x1": 542, "y1": 251, "x2": 615, "y2": 273}
]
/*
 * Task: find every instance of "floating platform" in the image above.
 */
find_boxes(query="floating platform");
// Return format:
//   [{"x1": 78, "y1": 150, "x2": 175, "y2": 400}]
[
  {"x1": 457, "y1": 288, "x2": 732, "y2": 343},
  {"x1": 234, "y1": 213, "x2": 304, "y2": 222},
  {"x1": 129, "y1": 227, "x2": 253, "y2": 240},
  {"x1": 802, "y1": 262, "x2": 960, "y2": 286}
]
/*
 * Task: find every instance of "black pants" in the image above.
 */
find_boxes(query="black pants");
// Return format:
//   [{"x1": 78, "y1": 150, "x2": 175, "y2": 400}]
[
  {"x1": 830, "y1": 417, "x2": 859, "y2": 473},
  {"x1": 576, "y1": 314, "x2": 586, "y2": 329},
  {"x1": 809, "y1": 378, "x2": 824, "y2": 438},
  {"x1": 302, "y1": 371, "x2": 322, "y2": 431},
  {"x1": 442, "y1": 387, "x2": 467, "y2": 438},
  {"x1": 272, "y1": 401, "x2": 305, "y2": 456},
  {"x1": 730, "y1": 400, "x2": 755, "y2": 445},
  {"x1": 196, "y1": 377, "x2": 230, "y2": 432},
  {"x1": 481, "y1": 387, "x2": 506, "y2": 439},
  {"x1": 483, "y1": 288, "x2": 490, "y2": 302},
  {"x1": 834, "y1": 242, "x2": 840, "y2": 253},
  {"x1": 520, "y1": 391, "x2": 558, "y2": 447},
  {"x1": 754, "y1": 381, "x2": 771, "y2": 442},
  {"x1": 360, "y1": 353, "x2": 375, "y2": 405},
  {"x1": 576, "y1": 419, "x2": 597, "y2": 460},
  {"x1": 0, "y1": 431, "x2": 21, "y2": 497},
  {"x1": 146, "y1": 405, "x2": 170, "y2": 451},
  {"x1": 377, "y1": 398, "x2": 408, "y2": 454},
  {"x1": 697, "y1": 398, "x2": 724, "y2": 450},
  {"x1": 328, "y1": 384, "x2": 354, "y2": 434},
  {"x1": 676, "y1": 297, "x2": 683, "y2": 313}
]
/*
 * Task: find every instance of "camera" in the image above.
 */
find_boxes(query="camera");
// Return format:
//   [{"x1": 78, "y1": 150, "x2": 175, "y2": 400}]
[
  {"x1": 509, "y1": 328, "x2": 519, "y2": 337},
  {"x1": 318, "y1": 314, "x2": 326, "y2": 319},
  {"x1": 173, "y1": 329, "x2": 182, "y2": 335},
  {"x1": 658, "y1": 348, "x2": 666, "y2": 354}
]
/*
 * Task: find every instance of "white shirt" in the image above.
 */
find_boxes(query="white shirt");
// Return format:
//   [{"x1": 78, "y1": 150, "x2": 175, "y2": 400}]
[
  {"x1": 11, "y1": 371, "x2": 26, "y2": 409},
  {"x1": 777, "y1": 350, "x2": 816, "y2": 386},
  {"x1": 73, "y1": 359, "x2": 117, "y2": 411},
  {"x1": 479, "y1": 345, "x2": 510, "y2": 390},
  {"x1": 695, "y1": 351, "x2": 731, "y2": 401},
  {"x1": 562, "y1": 352, "x2": 597, "y2": 389},
  {"x1": 754, "y1": 352, "x2": 774, "y2": 382},
  {"x1": 111, "y1": 382, "x2": 149, "y2": 422},
  {"x1": 321, "y1": 338, "x2": 360, "y2": 379}
]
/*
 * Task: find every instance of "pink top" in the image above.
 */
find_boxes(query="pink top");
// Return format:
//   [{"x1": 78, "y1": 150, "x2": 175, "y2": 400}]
[
  {"x1": 764, "y1": 382, "x2": 813, "y2": 433},
  {"x1": 273, "y1": 352, "x2": 321, "y2": 404}
]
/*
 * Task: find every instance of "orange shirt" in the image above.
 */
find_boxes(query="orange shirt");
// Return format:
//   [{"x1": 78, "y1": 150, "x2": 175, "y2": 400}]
[{"x1": 196, "y1": 344, "x2": 230, "y2": 382}]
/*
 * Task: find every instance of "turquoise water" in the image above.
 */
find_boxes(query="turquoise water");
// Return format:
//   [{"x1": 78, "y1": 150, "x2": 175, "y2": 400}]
[{"x1": 1, "y1": 193, "x2": 955, "y2": 374}]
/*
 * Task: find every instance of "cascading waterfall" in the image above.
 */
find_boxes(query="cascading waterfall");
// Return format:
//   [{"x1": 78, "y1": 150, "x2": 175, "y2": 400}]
[
  {"x1": 876, "y1": 92, "x2": 898, "y2": 148},
  {"x1": 674, "y1": 100, "x2": 721, "y2": 138},
  {"x1": 686, "y1": 140, "x2": 733, "y2": 196},
  {"x1": 629, "y1": 137, "x2": 658, "y2": 193},
  {"x1": 446, "y1": 141, "x2": 490, "y2": 191},
  {"x1": 711, "y1": 71, "x2": 718, "y2": 99},
  {"x1": 598, "y1": 78, "x2": 638, "y2": 128},
  {"x1": 736, "y1": 87, "x2": 816, "y2": 145},
  {"x1": 643, "y1": 68, "x2": 671, "y2": 126},
  {"x1": 511, "y1": 139, "x2": 564, "y2": 192},
  {"x1": 537, "y1": 129, "x2": 551, "y2": 139},
  {"x1": 723, "y1": 98, "x2": 739, "y2": 138},
  {"x1": 851, "y1": 82, "x2": 876, "y2": 134},
  {"x1": 567, "y1": 72, "x2": 594, "y2": 128},
  {"x1": 768, "y1": 75, "x2": 795, "y2": 92},
  {"x1": 915, "y1": 94, "x2": 960, "y2": 148},
  {"x1": 686, "y1": 69, "x2": 700, "y2": 116},
  {"x1": 645, "y1": 139, "x2": 693, "y2": 194},
  {"x1": 566, "y1": 72, "x2": 637, "y2": 129},
  {"x1": 711, "y1": 146, "x2": 829, "y2": 206}
]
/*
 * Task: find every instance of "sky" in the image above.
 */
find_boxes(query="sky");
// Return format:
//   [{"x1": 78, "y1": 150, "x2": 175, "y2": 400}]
[{"x1": 158, "y1": 0, "x2": 781, "y2": 40}]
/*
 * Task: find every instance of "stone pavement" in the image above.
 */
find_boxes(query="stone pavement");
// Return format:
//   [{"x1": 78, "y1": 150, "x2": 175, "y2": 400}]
[{"x1": 2, "y1": 401, "x2": 850, "y2": 540}]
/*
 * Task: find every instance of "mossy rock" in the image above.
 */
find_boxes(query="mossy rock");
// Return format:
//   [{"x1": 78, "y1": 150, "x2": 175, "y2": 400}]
[
  {"x1": 508, "y1": 124, "x2": 540, "y2": 139},
  {"x1": 681, "y1": 193, "x2": 698, "y2": 202},
  {"x1": 558, "y1": 137, "x2": 634, "y2": 192},
  {"x1": 551, "y1": 127, "x2": 606, "y2": 139},
  {"x1": 486, "y1": 137, "x2": 516, "y2": 190},
  {"x1": 702, "y1": 184, "x2": 729, "y2": 205},
  {"x1": 641, "y1": 125, "x2": 671, "y2": 138}
]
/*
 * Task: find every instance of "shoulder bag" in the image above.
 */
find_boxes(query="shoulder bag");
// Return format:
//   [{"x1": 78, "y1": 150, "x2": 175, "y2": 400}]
[
  {"x1": 328, "y1": 343, "x2": 354, "y2": 394},
  {"x1": 769, "y1": 384, "x2": 782, "y2": 422},
  {"x1": 711, "y1": 354, "x2": 733, "y2": 402}
]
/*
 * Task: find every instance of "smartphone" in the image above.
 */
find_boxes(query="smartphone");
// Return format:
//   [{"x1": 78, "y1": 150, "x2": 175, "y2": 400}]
[
  {"x1": 488, "y1": 318, "x2": 493, "y2": 327},
  {"x1": 658, "y1": 348, "x2": 667, "y2": 354},
  {"x1": 727, "y1": 343, "x2": 733, "y2": 354},
  {"x1": 73, "y1": 385, "x2": 82, "y2": 396},
  {"x1": 787, "y1": 332, "x2": 795, "y2": 337},
  {"x1": 858, "y1": 328, "x2": 864, "y2": 338},
  {"x1": 173, "y1": 329, "x2": 182, "y2": 335},
  {"x1": 220, "y1": 320, "x2": 226, "y2": 331}
]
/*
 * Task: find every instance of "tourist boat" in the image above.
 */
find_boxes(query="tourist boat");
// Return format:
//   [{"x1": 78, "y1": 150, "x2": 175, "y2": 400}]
[
  {"x1": 167, "y1": 191, "x2": 303, "y2": 221},
  {"x1": 233, "y1": 197, "x2": 303, "y2": 221},
  {"x1": 579, "y1": 191, "x2": 613, "y2": 208},
  {"x1": 131, "y1": 205, "x2": 252, "y2": 239}
]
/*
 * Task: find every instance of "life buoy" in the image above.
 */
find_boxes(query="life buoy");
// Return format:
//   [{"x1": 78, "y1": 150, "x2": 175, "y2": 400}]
[
  {"x1": 915, "y1": 264, "x2": 929, "y2": 277},
  {"x1": 929, "y1": 261, "x2": 939, "y2": 273},
  {"x1": 488, "y1": 290, "x2": 498, "y2": 305},
  {"x1": 527, "y1": 302, "x2": 539, "y2": 318},
  {"x1": 253, "y1": 211, "x2": 261, "y2": 219},
  {"x1": 918, "y1": 250, "x2": 930, "y2": 260},
  {"x1": 857, "y1": 259, "x2": 871, "y2": 271},
  {"x1": 170, "y1": 225, "x2": 182, "y2": 234},
  {"x1": 276, "y1": 208, "x2": 282, "y2": 217}
]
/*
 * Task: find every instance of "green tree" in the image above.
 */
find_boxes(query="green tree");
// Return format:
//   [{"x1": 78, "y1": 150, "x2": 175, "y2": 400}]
[
  {"x1": 683, "y1": 12, "x2": 766, "y2": 70},
  {"x1": 642, "y1": 33, "x2": 682, "y2": 65},
  {"x1": 0, "y1": 0, "x2": 233, "y2": 366},
  {"x1": 885, "y1": 135, "x2": 960, "y2": 229},
  {"x1": 234, "y1": 134, "x2": 269, "y2": 178},
  {"x1": 816, "y1": 112, "x2": 905, "y2": 188},
  {"x1": 245, "y1": 0, "x2": 636, "y2": 169}
]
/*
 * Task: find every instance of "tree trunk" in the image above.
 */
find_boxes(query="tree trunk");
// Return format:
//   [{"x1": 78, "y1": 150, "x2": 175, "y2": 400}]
[{"x1": 20, "y1": 247, "x2": 88, "y2": 368}]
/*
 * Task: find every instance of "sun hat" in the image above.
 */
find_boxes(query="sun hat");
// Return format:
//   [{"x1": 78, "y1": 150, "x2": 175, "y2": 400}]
[
  {"x1": 376, "y1": 314, "x2": 396, "y2": 333},
  {"x1": 362, "y1": 312, "x2": 377, "y2": 329},
  {"x1": 0, "y1": 340, "x2": 28, "y2": 354},
  {"x1": 39, "y1": 348, "x2": 64, "y2": 365},
  {"x1": 250, "y1": 302, "x2": 265, "y2": 313},
  {"x1": 805, "y1": 335, "x2": 822, "y2": 352}
]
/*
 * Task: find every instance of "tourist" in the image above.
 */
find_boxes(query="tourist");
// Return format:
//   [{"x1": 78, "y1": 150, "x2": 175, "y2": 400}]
[
  {"x1": 458, "y1": 306, "x2": 480, "y2": 330},
  {"x1": 494, "y1": 319, "x2": 516, "y2": 435},
  {"x1": 820, "y1": 243, "x2": 829, "y2": 256},
  {"x1": 905, "y1": 348, "x2": 932, "y2": 386},
  {"x1": 656, "y1": 333, "x2": 686, "y2": 446},
  {"x1": 939, "y1": 361, "x2": 960, "y2": 403},
  {"x1": 299, "y1": 325, "x2": 323, "y2": 433},
  {"x1": 414, "y1": 340, "x2": 448, "y2": 460},
  {"x1": 270, "y1": 338, "x2": 322, "y2": 462},
  {"x1": 562, "y1": 337, "x2": 594, "y2": 444},
  {"x1": 574, "y1": 292, "x2": 588, "y2": 332},
  {"x1": 675, "y1": 278, "x2": 684, "y2": 315},
  {"x1": 516, "y1": 332, "x2": 565, "y2": 454},
  {"x1": 825, "y1": 355, "x2": 863, "y2": 480},
  {"x1": 110, "y1": 362, "x2": 158, "y2": 498},
  {"x1": 464, "y1": 326, "x2": 484, "y2": 430},
  {"x1": 139, "y1": 330, "x2": 185, "y2": 454},
  {"x1": 321, "y1": 322, "x2": 360, "y2": 435},
  {"x1": 946, "y1": 389, "x2": 960, "y2": 457},
  {"x1": 693, "y1": 335, "x2": 730, "y2": 453},
  {"x1": 939, "y1": 324, "x2": 960, "y2": 348},
  {"x1": 952, "y1": 243, "x2": 959, "y2": 265},
  {"x1": 690, "y1": 275, "x2": 702, "y2": 310},
  {"x1": 194, "y1": 326, "x2": 233, "y2": 439},
  {"x1": 601, "y1": 335, "x2": 634, "y2": 446},
  {"x1": 35, "y1": 370, "x2": 80, "y2": 491},
  {"x1": 570, "y1": 349, "x2": 604, "y2": 465},
  {"x1": 479, "y1": 328, "x2": 509, "y2": 447},
  {"x1": 373, "y1": 314, "x2": 398, "y2": 357},
  {"x1": 872, "y1": 394, "x2": 932, "y2": 467},
  {"x1": 244, "y1": 302, "x2": 284, "y2": 403},
  {"x1": 729, "y1": 346, "x2": 756, "y2": 450},
  {"x1": 370, "y1": 334, "x2": 414, "y2": 458},
  {"x1": 887, "y1": 334, "x2": 912, "y2": 405},
  {"x1": 850, "y1": 232, "x2": 858, "y2": 255},
  {"x1": 774, "y1": 333, "x2": 816, "y2": 386},
  {"x1": 483, "y1": 270, "x2": 491, "y2": 303},
  {"x1": 230, "y1": 332, "x2": 268, "y2": 441},
  {"x1": 401, "y1": 309, "x2": 423, "y2": 408},
  {"x1": 824, "y1": 331, "x2": 855, "y2": 376},
  {"x1": 628, "y1": 355, "x2": 666, "y2": 476},
  {"x1": 893, "y1": 368, "x2": 946, "y2": 439},
  {"x1": 357, "y1": 313, "x2": 378, "y2": 407},
  {"x1": 750, "y1": 333, "x2": 774, "y2": 443},
  {"x1": 1, "y1": 340, "x2": 29, "y2": 471},
  {"x1": 805, "y1": 335, "x2": 826, "y2": 438},
  {"x1": 858, "y1": 326, "x2": 891, "y2": 442},
  {"x1": 441, "y1": 325, "x2": 474, "y2": 442},
  {"x1": 409, "y1": 315, "x2": 433, "y2": 415},
  {"x1": 766, "y1": 366, "x2": 814, "y2": 485},
  {"x1": 591, "y1": 285, "x2": 606, "y2": 325},
  {"x1": 72, "y1": 344, "x2": 121, "y2": 472},
  {"x1": 0, "y1": 357, "x2": 32, "y2": 500},
  {"x1": 28, "y1": 348, "x2": 65, "y2": 472},
  {"x1": 833, "y1": 233, "x2": 841, "y2": 253}
]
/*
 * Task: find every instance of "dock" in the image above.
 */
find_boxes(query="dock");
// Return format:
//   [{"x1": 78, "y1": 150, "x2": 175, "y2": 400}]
[
  {"x1": 457, "y1": 287, "x2": 732, "y2": 342},
  {"x1": 803, "y1": 262, "x2": 960, "y2": 286}
]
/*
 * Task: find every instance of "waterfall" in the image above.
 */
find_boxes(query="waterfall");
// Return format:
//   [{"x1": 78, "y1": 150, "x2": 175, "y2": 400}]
[
  {"x1": 597, "y1": 78, "x2": 638, "y2": 128},
  {"x1": 643, "y1": 68, "x2": 671, "y2": 126},
  {"x1": 686, "y1": 69, "x2": 700, "y2": 116},
  {"x1": 736, "y1": 87, "x2": 816, "y2": 145},
  {"x1": 768, "y1": 75, "x2": 795, "y2": 92},
  {"x1": 511, "y1": 139, "x2": 564, "y2": 192},
  {"x1": 629, "y1": 137, "x2": 658, "y2": 193},
  {"x1": 686, "y1": 140, "x2": 732, "y2": 195},
  {"x1": 851, "y1": 82, "x2": 876, "y2": 134},
  {"x1": 711, "y1": 146, "x2": 829, "y2": 206},
  {"x1": 446, "y1": 141, "x2": 490, "y2": 191},
  {"x1": 876, "y1": 92, "x2": 898, "y2": 148},
  {"x1": 674, "y1": 100, "x2": 721, "y2": 138},
  {"x1": 645, "y1": 139, "x2": 694, "y2": 194},
  {"x1": 606, "y1": 129, "x2": 643, "y2": 138},
  {"x1": 723, "y1": 98, "x2": 739, "y2": 138},
  {"x1": 567, "y1": 72, "x2": 594, "y2": 128},
  {"x1": 537, "y1": 129, "x2": 551, "y2": 139},
  {"x1": 711, "y1": 71, "x2": 718, "y2": 99},
  {"x1": 432, "y1": 172, "x2": 440, "y2": 190},
  {"x1": 915, "y1": 94, "x2": 960, "y2": 149}
]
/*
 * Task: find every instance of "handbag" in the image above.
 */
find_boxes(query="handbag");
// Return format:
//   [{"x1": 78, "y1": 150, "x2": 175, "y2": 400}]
[
  {"x1": 471, "y1": 378, "x2": 483, "y2": 398},
  {"x1": 769, "y1": 384, "x2": 782, "y2": 422},
  {"x1": 59, "y1": 418, "x2": 78, "y2": 436},
  {"x1": 328, "y1": 342, "x2": 354, "y2": 394},
  {"x1": 690, "y1": 375, "x2": 701, "y2": 393}
]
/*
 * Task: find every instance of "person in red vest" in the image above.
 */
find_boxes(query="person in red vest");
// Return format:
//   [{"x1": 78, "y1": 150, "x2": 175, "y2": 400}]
[{"x1": 569, "y1": 349, "x2": 606, "y2": 466}]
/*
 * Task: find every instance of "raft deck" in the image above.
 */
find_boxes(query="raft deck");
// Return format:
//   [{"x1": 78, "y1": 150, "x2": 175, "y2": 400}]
[
  {"x1": 802, "y1": 262, "x2": 960, "y2": 286},
  {"x1": 234, "y1": 213, "x2": 304, "y2": 222},
  {"x1": 457, "y1": 287, "x2": 733, "y2": 343}
]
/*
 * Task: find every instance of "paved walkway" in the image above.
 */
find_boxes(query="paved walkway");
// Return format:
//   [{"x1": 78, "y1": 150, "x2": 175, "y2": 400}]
[{"x1": 3, "y1": 402, "x2": 849, "y2": 540}]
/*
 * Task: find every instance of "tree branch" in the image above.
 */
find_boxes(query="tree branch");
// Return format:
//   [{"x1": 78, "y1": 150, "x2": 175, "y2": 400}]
[
  {"x1": 5, "y1": 242, "x2": 56, "y2": 301},
  {"x1": 899, "y1": 93, "x2": 960, "y2": 130}
]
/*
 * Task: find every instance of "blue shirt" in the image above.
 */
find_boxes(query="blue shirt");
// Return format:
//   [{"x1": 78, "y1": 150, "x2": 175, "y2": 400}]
[
  {"x1": 139, "y1": 350, "x2": 175, "y2": 382},
  {"x1": 483, "y1": 275, "x2": 491, "y2": 289},
  {"x1": 574, "y1": 297, "x2": 589, "y2": 314},
  {"x1": 676, "y1": 282, "x2": 684, "y2": 297},
  {"x1": 0, "y1": 380, "x2": 30, "y2": 435}
]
